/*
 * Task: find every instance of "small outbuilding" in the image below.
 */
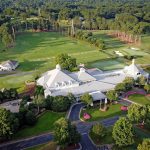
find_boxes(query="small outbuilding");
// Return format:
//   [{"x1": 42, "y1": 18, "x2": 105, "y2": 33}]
[{"x1": 0, "y1": 60, "x2": 19, "y2": 71}]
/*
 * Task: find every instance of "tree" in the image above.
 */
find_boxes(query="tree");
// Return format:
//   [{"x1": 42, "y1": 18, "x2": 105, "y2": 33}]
[
  {"x1": 90, "y1": 123, "x2": 106, "y2": 139},
  {"x1": 137, "y1": 139, "x2": 150, "y2": 150},
  {"x1": 112, "y1": 117, "x2": 134, "y2": 147},
  {"x1": 25, "y1": 111, "x2": 37, "y2": 126},
  {"x1": 0, "y1": 108, "x2": 19, "y2": 140},
  {"x1": 127, "y1": 104, "x2": 147, "y2": 123},
  {"x1": 34, "y1": 85, "x2": 44, "y2": 99},
  {"x1": 144, "y1": 84, "x2": 150, "y2": 93},
  {"x1": 0, "y1": 91, "x2": 4, "y2": 103},
  {"x1": 44, "y1": 95, "x2": 54, "y2": 110},
  {"x1": 123, "y1": 77, "x2": 134, "y2": 90},
  {"x1": 54, "y1": 117, "x2": 80, "y2": 148},
  {"x1": 67, "y1": 93, "x2": 76, "y2": 103},
  {"x1": 9, "y1": 88, "x2": 18, "y2": 99},
  {"x1": 51, "y1": 96, "x2": 72, "y2": 112},
  {"x1": 55, "y1": 53, "x2": 77, "y2": 71},
  {"x1": 34, "y1": 85, "x2": 45, "y2": 114},
  {"x1": 80, "y1": 93, "x2": 93, "y2": 107},
  {"x1": 115, "y1": 83, "x2": 126, "y2": 92},
  {"x1": 106, "y1": 90, "x2": 118, "y2": 101},
  {"x1": 34, "y1": 95, "x2": 44, "y2": 114},
  {"x1": 137, "y1": 75, "x2": 146, "y2": 87}
]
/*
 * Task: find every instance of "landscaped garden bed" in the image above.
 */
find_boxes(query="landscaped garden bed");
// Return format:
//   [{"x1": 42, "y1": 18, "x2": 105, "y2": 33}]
[{"x1": 80, "y1": 104, "x2": 125, "y2": 122}]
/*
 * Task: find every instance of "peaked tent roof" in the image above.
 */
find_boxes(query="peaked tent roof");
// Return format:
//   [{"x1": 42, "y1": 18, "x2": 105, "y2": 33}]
[{"x1": 124, "y1": 59, "x2": 141, "y2": 76}]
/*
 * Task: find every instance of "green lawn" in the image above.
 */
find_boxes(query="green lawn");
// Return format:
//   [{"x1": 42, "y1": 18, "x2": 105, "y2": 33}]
[
  {"x1": 0, "y1": 32, "x2": 110, "y2": 89},
  {"x1": 128, "y1": 94, "x2": 150, "y2": 105},
  {"x1": 80, "y1": 104, "x2": 125, "y2": 122},
  {"x1": 87, "y1": 58, "x2": 125, "y2": 70},
  {"x1": 93, "y1": 31, "x2": 150, "y2": 64},
  {"x1": 14, "y1": 111, "x2": 65, "y2": 139},
  {"x1": 0, "y1": 31, "x2": 149, "y2": 89}
]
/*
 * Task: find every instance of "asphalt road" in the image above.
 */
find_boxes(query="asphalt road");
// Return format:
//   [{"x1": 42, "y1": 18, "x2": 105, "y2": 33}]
[
  {"x1": 0, "y1": 133, "x2": 53, "y2": 150},
  {"x1": 80, "y1": 133, "x2": 97, "y2": 150},
  {"x1": 68, "y1": 103, "x2": 85, "y2": 122}
]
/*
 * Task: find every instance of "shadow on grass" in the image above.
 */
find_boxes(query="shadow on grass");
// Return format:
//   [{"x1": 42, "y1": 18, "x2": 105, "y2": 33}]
[
  {"x1": 19, "y1": 60, "x2": 47, "y2": 71},
  {"x1": 86, "y1": 57, "x2": 126, "y2": 70}
]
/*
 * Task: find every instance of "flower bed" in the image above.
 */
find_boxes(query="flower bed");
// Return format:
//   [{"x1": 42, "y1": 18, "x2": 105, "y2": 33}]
[{"x1": 83, "y1": 113, "x2": 91, "y2": 120}]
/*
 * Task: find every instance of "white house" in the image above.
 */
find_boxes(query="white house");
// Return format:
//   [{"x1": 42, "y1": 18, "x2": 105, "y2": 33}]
[
  {"x1": 0, "y1": 60, "x2": 19, "y2": 71},
  {"x1": 37, "y1": 60, "x2": 149, "y2": 102}
]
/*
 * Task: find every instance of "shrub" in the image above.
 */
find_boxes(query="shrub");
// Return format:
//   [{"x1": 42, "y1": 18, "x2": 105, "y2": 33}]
[
  {"x1": 51, "y1": 96, "x2": 72, "y2": 112},
  {"x1": 25, "y1": 111, "x2": 37, "y2": 126},
  {"x1": 90, "y1": 123, "x2": 106, "y2": 139}
]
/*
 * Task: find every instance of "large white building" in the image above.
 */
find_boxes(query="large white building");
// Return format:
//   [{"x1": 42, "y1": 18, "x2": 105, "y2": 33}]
[{"x1": 37, "y1": 59, "x2": 149, "y2": 101}]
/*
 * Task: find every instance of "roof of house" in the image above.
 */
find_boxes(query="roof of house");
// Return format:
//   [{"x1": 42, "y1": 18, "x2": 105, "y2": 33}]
[
  {"x1": 124, "y1": 59, "x2": 141, "y2": 76},
  {"x1": 49, "y1": 80, "x2": 115, "y2": 97},
  {"x1": 37, "y1": 64, "x2": 78, "y2": 88}
]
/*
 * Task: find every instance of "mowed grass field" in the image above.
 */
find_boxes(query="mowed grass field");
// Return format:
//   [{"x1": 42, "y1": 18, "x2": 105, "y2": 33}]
[
  {"x1": 0, "y1": 31, "x2": 149, "y2": 89},
  {"x1": 93, "y1": 31, "x2": 150, "y2": 64},
  {"x1": 0, "y1": 32, "x2": 110, "y2": 89}
]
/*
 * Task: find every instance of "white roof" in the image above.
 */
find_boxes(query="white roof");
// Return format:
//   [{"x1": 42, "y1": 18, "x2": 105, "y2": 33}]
[
  {"x1": 37, "y1": 65, "x2": 78, "y2": 88},
  {"x1": 77, "y1": 68, "x2": 96, "y2": 82},
  {"x1": 50, "y1": 81, "x2": 115, "y2": 97},
  {"x1": 123, "y1": 59, "x2": 144, "y2": 78},
  {"x1": 89, "y1": 91, "x2": 106, "y2": 101}
]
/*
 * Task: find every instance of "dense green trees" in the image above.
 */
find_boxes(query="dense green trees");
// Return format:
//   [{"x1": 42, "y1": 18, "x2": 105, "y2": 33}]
[
  {"x1": 112, "y1": 117, "x2": 134, "y2": 147},
  {"x1": 51, "y1": 96, "x2": 72, "y2": 112},
  {"x1": 0, "y1": 88, "x2": 18, "y2": 103},
  {"x1": 55, "y1": 53, "x2": 77, "y2": 71},
  {"x1": 0, "y1": 108, "x2": 19, "y2": 140},
  {"x1": 74, "y1": 30, "x2": 105, "y2": 50},
  {"x1": 106, "y1": 90, "x2": 118, "y2": 101},
  {"x1": 0, "y1": 0, "x2": 149, "y2": 48},
  {"x1": 54, "y1": 117, "x2": 80, "y2": 148},
  {"x1": 127, "y1": 104, "x2": 150, "y2": 130},
  {"x1": 137, "y1": 139, "x2": 150, "y2": 150}
]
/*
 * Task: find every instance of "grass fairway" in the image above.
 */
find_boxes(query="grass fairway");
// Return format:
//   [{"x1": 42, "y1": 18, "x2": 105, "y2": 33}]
[
  {"x1": 81, "y1": 104, "x2": 125, "y2": 122},
  {"x1": 14, "y1": 111, "x2": 65, "y2": 139},
  {"x1": 0, "y1": 32, "x2": 110, "y2": 89},
  {"x1": 128, "y1": 94, "x2": 150, "y2": 105},
  {"x1": 93, "y1": 31, "x2": 150, "y2": 64}
]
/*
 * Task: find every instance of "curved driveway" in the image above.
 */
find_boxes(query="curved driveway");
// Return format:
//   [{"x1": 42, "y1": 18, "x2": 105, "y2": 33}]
[{"x1": 68, "y1": 103, "x2": 85, "y2": 122}]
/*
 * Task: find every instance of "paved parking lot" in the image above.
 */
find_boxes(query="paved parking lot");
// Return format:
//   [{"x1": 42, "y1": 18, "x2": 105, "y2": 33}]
[{"x1": 0, "y1": 99, "x2": 21, "y2": 113}]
